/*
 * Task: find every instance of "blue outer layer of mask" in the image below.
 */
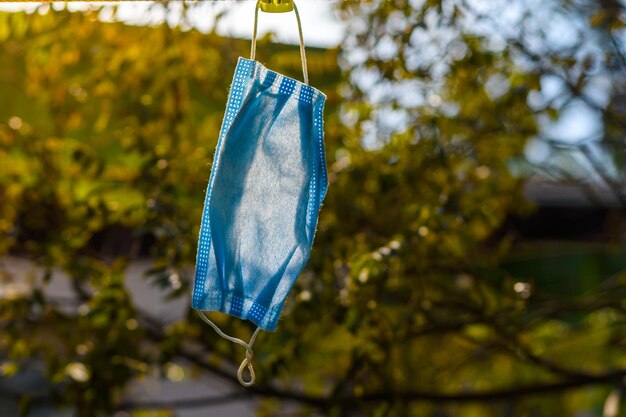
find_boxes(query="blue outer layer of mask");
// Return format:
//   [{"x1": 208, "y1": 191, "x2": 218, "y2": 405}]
[{"x1": 192, "y1": 57, "x2": 327, "y2": 331}]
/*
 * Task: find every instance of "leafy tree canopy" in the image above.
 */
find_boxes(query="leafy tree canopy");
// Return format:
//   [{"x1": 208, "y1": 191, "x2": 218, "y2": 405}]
[{"x1": 0, "y1": 2, "x2": 625, "y2": 416}]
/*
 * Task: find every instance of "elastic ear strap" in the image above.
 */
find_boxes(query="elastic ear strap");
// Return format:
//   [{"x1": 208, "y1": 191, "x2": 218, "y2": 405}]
[
  {"x1": 197, "y1": 310, "x2": 262, "y2": 387},
  {"x1": 250, "y1": 0, "x2": 309, "y2": 85}
]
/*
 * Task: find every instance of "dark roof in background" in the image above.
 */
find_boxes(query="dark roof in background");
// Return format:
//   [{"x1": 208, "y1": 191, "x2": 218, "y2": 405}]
[{"x1": 524, "y1": 181, "x2": 623, "y2": 208}]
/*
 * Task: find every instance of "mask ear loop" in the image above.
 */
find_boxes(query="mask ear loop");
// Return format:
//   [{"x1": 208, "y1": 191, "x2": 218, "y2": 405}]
[
  {"x1": 250, "y1": 0, "x2": 309, "y2": 85},
  {"x1": 196, "y1": 310, "x2": 262, "y2": 387}
]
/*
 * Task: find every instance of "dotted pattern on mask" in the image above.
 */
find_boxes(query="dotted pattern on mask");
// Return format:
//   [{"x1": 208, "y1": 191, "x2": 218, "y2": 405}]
[
  {"x1": 315, "y1": 100, "x2": 328, "y2": 200},
  {"x1": 230, "y1": 295, "x2": 244, "y2": 317},
  {"x1": 226, "y1": 295, "x2": 269, "y2": 323},
  {"x1": 248, "y1": 58, "x2": 321, "y2": 103},
  {"x1": 248, "y1": 302, "x2": 269, "y2": 323},
  {"x1": 192, "y1": 58, "x2": 254, "y2": 309},
  {"x1": 279, "y1": 77, "x2": 296, "y2": 96},
  {"x1": 299, "y1": 84, "x2": 314, "y2": 104},
  {"x1": 306, "y1": 98, "x2": 327, "y2": 234}
]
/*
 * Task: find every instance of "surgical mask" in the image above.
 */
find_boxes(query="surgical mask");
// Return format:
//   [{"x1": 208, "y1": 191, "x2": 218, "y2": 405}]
[{"x1": 191, "y1": 0, "x2": 327, "y2": 386}]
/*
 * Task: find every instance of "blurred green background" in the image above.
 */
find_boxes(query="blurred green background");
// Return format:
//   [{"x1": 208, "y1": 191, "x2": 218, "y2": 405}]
[{"x1": 0, "y1": 1, "x2": 626, "y2": 416}]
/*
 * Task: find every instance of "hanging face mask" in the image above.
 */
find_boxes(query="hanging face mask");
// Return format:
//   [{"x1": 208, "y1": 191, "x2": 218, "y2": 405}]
[{"x1": 191, "y1": 1, "x2": 327, "y2": 386}]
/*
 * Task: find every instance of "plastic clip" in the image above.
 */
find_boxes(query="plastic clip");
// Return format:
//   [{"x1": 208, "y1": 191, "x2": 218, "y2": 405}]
[{"x1": 259, "y1": 0, "x2": 294, "y2": 13}]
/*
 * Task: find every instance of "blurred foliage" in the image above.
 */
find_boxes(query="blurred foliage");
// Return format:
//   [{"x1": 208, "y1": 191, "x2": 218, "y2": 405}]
[{"x1": 0, "y1": 1, "x2": 625, "y2": 417}]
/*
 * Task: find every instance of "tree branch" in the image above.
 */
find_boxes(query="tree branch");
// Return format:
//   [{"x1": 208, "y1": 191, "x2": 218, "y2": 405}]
[
  {"x1": 111, "y1": 358, "x2": 626, "y2": 410},
  {"x1": 135, "y1": 308, "x2": 626, "y2": 409},
  {"x1": 115, "y1": 392, "x2": 246, "y2": 411}
]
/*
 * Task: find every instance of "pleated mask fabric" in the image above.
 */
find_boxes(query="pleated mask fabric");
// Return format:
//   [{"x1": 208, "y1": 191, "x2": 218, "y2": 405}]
[{"x1": 192, "y1": 56, "x2": 327, "y2": 331}]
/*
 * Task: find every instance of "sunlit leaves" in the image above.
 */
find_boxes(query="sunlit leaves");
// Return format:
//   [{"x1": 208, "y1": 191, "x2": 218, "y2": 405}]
[{"x1": 0, "y1": 3, "x2": 625, "y2": 417}]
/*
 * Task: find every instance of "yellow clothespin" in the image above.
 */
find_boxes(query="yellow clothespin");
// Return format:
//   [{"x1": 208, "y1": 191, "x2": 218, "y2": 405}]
[{"x1": 259, "y1": 0, "x2": 294, "y2": 13}]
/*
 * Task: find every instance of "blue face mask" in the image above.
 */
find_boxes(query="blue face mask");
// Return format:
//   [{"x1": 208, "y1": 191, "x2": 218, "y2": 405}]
[{"x1": 191, "y1": 1, "x2": 327, "y2": 386}]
